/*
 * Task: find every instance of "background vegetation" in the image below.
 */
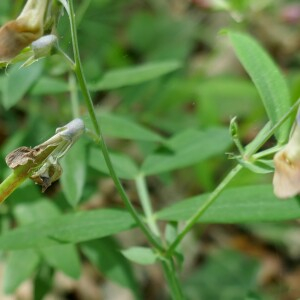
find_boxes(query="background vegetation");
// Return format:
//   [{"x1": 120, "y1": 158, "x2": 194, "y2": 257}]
[{"x1": 1, "y1": 0, "x2": 300, "y2": 299}]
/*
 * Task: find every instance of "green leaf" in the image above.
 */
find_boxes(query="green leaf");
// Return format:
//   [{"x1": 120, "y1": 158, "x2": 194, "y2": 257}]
[
  {"x1": 229, "y1": 32, "x2": 290, "y2": 143},
  {"x1": 85, "y1": 113, "x2": 163, "y2": 142},
  {"x1": 121, "y1": 247, "x2": 157, "y2": 265},
  {"x1": 90, "y1": 61, "x2": 181, "y2": 90},
  {"x1": 0, "y1": 209, "x2": 136, "y2": 250},
  {"x1": 31, "y1": 77, "x2": 69, "y2": 95},
  {"x1": 11, "y1": 196, "x2": 81, "y2": 278},
  {"x1": 4, "y1": 249, "x2": 40, "y2": 294},
  {"x1": 41, "y1": 244, "x2": 81, "y2": 279},
  {"x1": 141, "y1": 127, "x2": 231, "y2": 175},
  {"x1": 34, "y1": 264, "x2": 54, "y2": 300},
  {"x1": 81, "y1": 238, "x2": 142, "y2": 300},
  {"x1": 12, "y1": 196, "x2": 61, "y2": 225},
  {"x1": 157, "y1": 185, "x2": 300, "y2": 223},
  {"x1": 88, "y1": 147, "x2": 139, "y2": 179},
  {"x1": 2, "y1": 61, "x2": 44, "y2": 109},
  {"x1": 61, "y1": 139, "x2": 87, "y2": 207}
]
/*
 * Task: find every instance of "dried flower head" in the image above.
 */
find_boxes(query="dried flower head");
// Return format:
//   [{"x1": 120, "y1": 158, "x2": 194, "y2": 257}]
[
  {"x1": 273, "y1": 114, "x2": 300, "y2": 198},
  {"x1": 5, "y1": 118, "x2": 85, "y2": 192},
  {"x1": 0, "y1": 0, "x2": 49, "y2": 63}
]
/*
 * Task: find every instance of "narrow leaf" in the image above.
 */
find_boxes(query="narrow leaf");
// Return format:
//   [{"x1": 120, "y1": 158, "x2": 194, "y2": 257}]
[
  {"x1": 61, "y1": 139, "x2": 87, "y2": 207},
  {"x1": 141, "y1": 127, "x2": 231, "y2": 175},
  {"x1": 84, "y1": 113, "x2": 163, "y2": 142},
  {"x1": 34, "y1": 264, "x2": 54, "y2": 300},
  {"x1": 41, "y1": 244, "x2": 81, "y2": 279},
  {"x1": 121, "y1": 247, "x2": 157, "y2": 265},
  {"x1": 229, "y1": 32, "x2": 290, "y2": 143},
  {"x1": 81, "y1": 238, "x2": 142, "y2": 300},
  {"x1": 90, "y1": 61, "x2": 181, "y2": 90},
  {"x1": 2, "y1": 61, "x2": 44, "y2": 109},
  {"x1": 12, "y1": 196, "x2": 61, "y2": 225},
  {"x1": 31, "y1": 77, "x2": 69, "y2": 95},
  {"x1": 157, "y1": 185, "x2": 300, "y2": 223},
  {"x1": 88, "y1": 147, "x2": 139, "y2": 179},
  {"x1": 0, "y1": 209, "x2": 136, "y2": 250},
  {"x1": 4, "y1": 249, "x2": 40, "y2": 294},
  {"x1": 12, "y1": 196, "x2": 81, "y2": 278}
]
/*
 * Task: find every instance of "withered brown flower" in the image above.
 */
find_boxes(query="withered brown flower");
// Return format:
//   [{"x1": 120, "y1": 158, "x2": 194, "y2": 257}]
[{"x1": 0, "y1": 0, "x2": 48, "y2": 63}]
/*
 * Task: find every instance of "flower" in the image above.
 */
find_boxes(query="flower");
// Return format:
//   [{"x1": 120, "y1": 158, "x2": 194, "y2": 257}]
[
  {"x1": 21, "y1": 34, "x2": 58, "y2": 67},
  {"x1": 0, "y1": 0, "x2": 49, "y2": 63},
  {"x1": 5, "y1": 118, "x2": 85, "y2": 192},
  {"x1": 273, "y1": 115, "x2": 300, "y2": 198}
]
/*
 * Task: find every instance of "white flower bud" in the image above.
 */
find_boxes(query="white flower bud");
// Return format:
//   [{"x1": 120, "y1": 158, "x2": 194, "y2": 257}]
[{"x1": 31, "y1": 34, "x2": 57, "y2": 58}]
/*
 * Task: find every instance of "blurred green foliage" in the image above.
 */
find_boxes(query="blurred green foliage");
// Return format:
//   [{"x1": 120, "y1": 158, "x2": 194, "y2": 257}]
[{"x1": 1, "y1": 0, "x2": 300, "y2": 299}]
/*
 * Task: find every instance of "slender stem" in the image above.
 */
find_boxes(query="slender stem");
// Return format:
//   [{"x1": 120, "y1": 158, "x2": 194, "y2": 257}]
[
  {"x1": 0, "y1": 171, "x2": 27, "y2": 203},
  {"x1": 67, "y1": 0, "x2": 164, "y2": 252},
  {"x1": 167, "y1": 98, "x2": 300, "y2": 256},
  {"x1": 245, "y1": 98, "x2": 300, "y2": 157},
  {"x1": 69, "y1": 72, "x2": 80, "y2": 118},
  {"x1": 167, "y1": 165, "x2": 242, "y2": 256},
  {"x1": 230, "y1": 117, "x2": 245, "y2": 155},
  {"x1": 169, "y1": 258, "x2": 185, "y2": 299},
  {"x1": 253, "y1": 145, "x2": 282, "y2": 159},
  {"x1": 135, "y1": 174, "x2": 160, "y2": 237},
  {"x1": 161, "y1": 260, "x2": 184, "y2": 300},
  {"x1": 57, "y1": 46, "x2": 75, "y2": 68}
]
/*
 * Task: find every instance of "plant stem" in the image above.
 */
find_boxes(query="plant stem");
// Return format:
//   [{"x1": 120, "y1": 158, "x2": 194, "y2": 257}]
[
  {"x1": 135, "y1": 174, "x2": 160, "y2": 237},
  {"x1": 167, "y1": 98, "x2": 300, "y2": 256},
  {"x1": 0, "y1": 171, "x2": 27, "y2": 203},
  {"x1": 246, "y1": 98, "x2": 300, "y2": 157},
  {"x1": 161, "y1": 260, "x2": 184, "y2": 300},
  {"x1": 69, "y1": 72, "x2": 80, "y2": 118},
  {"x1": 66, "y1": 0, "x2": 164, "y2": 252},
  {"x1": 167, "y1": 164, "x2": 242, "y2": 256}
]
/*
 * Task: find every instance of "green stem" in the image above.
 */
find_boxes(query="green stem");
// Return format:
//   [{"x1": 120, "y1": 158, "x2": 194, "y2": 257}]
[
  {"x1": 0, "y1": 171, "x2": 27, "y2": 204},
  {"x1": 245, "y1": 98, "x2": 300, "y2": 157},
  {"x1": 67, "y1": 0, "x2": 164, "y2": 252},
  {"x1": 69, "y1": 72, "x2": 80, "y2": 118},
  {"x1": 167, "y1": 165, "x2": 242, "y2": 256},
  {"x1": 161, "y1": 260, "x2": 185, "y2": 300},
  {"x1": 167, "y1": 98, "x2": 300, "y2": 256},
  {"x1": 135, "y1": 174, "x2": 160, "y2": 237}
]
